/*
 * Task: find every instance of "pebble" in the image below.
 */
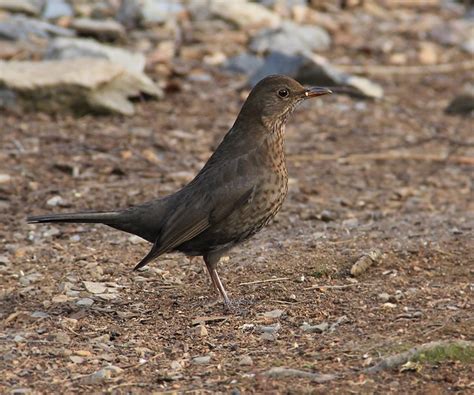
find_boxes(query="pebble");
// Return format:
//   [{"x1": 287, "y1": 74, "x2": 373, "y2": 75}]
[
  {"x1": 300, "y1": 322, "x2": 329, "y2": 333},
  {"x1": 194, "y1": 324, "x2": 208, "y2": 337},
  {"x1": 69, "y1": 355, "x2": 84, "y2": 364},
  {"x1": 262, "y1": 309, "x2": 285, "y2": 319},
  {"x1": 30, "y1": 311, "x2": 49, "y2": 319},
  {"x1": 42, "y1": 0, "x2": 74, "y2": 19},
  {"x1": 0, "y1": 174, "x2": 11, "y2": 183},
  {"x1": 258, "y1": 323, "x2": 281, "y2": 334},
  {"x1": 320, "y1": 209, "x2": 336, "y2": 222},
  {"x1": 79, "y1": 366, "x2": 123, "y2": 385},
  {"x1": 83, "y1": 281, "x2": 107, "y2": 294},
  {"x1": 239, "y1": 355, "x2": 253, "y2": 366},
  {"x1": 378, "y1": 292, "x2": 390, "y2": 302},
  {"x1": 46, "y1": 195, "x2": 65, "y2": 207},
  {"x1": 76, "y1": 298, "x2": 94, "y2": 306},
  {"x1": 192, "y1": 355, "x2": 211, "y2": 365}
]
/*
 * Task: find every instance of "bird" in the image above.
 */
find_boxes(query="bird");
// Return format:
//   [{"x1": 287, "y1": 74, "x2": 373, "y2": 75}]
[{"x1": 27, "y1": 75, "x2": 332, "y2": 308}]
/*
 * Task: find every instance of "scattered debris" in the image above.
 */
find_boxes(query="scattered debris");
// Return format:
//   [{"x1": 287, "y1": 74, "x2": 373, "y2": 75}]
[
  {"x1": 264, "y1": 367, "x2": 336, "y2": 383},
  {"x1": 351, "y1": 249, "x2": 383, "y2": 277}
]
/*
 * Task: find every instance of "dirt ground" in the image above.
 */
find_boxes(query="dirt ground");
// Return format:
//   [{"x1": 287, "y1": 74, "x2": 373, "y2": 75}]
[{"x1": 1, "y1": 11, "x2": 474, "y2": 395}]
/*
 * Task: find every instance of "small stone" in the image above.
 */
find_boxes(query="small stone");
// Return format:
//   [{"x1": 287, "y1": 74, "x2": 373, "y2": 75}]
[
  {"x1": 300, "y1": 322, "x2": 329, "y2": 333},
  {"x1": 445, "y1": 84, "x2": 474, "y2": 115},
  {"x1": 79, "y1": 366, "x2": 122, "y2": 385},
  {"x1": 70, "y1": 18, "x2": 126, "y2": 41},
  {"x1": 194, "y1": 324, "x2": 208, "y2": 337},
  {"x1": 382, "y1": 302, "x2": 397, "y2": 309},
  {"x1": 76, "y1": 298, "x2": 94, "y2": 306},
  {"x1": 30, "y1": 311, "x2": 49, "y2": 319},
  {"x1": 262, "y1": 309, "x2": 285, "y2": 319},
  {"x1": 192, "y1": 355, "x2": 211, "y2": 365},
  {"x1": 46, "y1": 195, "x2": 65, "y2": 207},
  {"x1": 83, "y1": 281, "x2": 107, "y2": 294},
  {"x1": 210, "y1": 0, "x2": 280, "y2": 28},
  {"x1": 258, "y1": 323, "x2": 281, "y2": 334},
  {"x1": 320, "y1": 209, "x2": 335, "y2": 222},
  {"x1": 0, "y1": 174, "x2": 11, "y2": 183},
  {"x1": 14, "y1": 335, "x2": 26, "y2": 343},
  {"x1": 54, "y1": 332, "x2": 71, "y2": 344},
  {"x1": 69, "y1": 355, "x2": 84, "y2": 364},
  {"x1": 418, "y1": 42, "x2": 438, "y2": 65},
  {"x1": 378, "y1": 292, "x2": 390, "y2": 302},
  {"x1": 170, "y1": 360, "x2": 182, "y2": 370},
  {"x1": 43, "y1": 0, "x2": 74, "y2": 19},
  {"x1": 239, "y1": 355, "x2": 253, "y2": 366},
  {"x1": 260, "y1": 332, "x2": 277, "y2": 341},
  {"x1": 52, "y1": 294, "x2": 70, "y2": 303}
]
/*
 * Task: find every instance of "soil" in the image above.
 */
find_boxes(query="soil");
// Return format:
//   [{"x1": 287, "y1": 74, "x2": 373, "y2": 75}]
[{"x1": 1, "y1": 25, "x2": 473, "y2": 395}]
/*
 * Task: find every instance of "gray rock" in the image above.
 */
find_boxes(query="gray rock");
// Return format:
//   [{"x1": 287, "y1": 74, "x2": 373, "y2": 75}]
[
  {"x1": 265, "y1": 367, "x2": 336, "y2": 383},
  {"x1": 76, "y1": 297, "x2": 94, "y2": 306},
  {"x1": 42, "y1": 0, "x2": 74, "y2": 19},
  {"x1": 225, "y1": 53, "x2": 264, "y2": 76},
  {"x1": 192, "y1": 355, "x2": 211, "y2": 364},
  {"x1": 0, "y1": 15, "x2": 75, "y2": 41},
  {"x1": 258, "y1": 323, "x2": 281, "y2": 334},
  {"x1": 445, "y1": 84, "x2": 474, "y2": 115},
  {"x1": 0, "y1": 0, "x2": 41, "y2": 16},
  {"x1": 79, "y1": 366, "x2": 123, "y2": 385},
  {"x1": 300, "y1": 322, "x2": 329, "y2": 333},
  {"x1": 0, "y1": 58, "x2": 161, "y2": 115},
  {"x1": 71, "y1": 18, "x2": 126, "y2": 41},
  {"x1": 250, "y1": 21, "x2": 331, "y2": 56},
  {"x1": 263, "y1": 309, "x2": 285, "y2": 319},
  {"x1": 239, "y1": 355, "x2": 253, "y2": 366},
  {"x1": 251, "y1": 51, "x2": 383, "y2": 99},
  {"x1": 47, "y1": 37, "x2": 145, "y2": 74},
  {"x1": 142, "y1": 0, "x2": 184, "y2": 25},
  {"x1": 429, "y1": 19, "x2": 474, "y2": 47},
  {"x1": 210, "y1": 0, "x2": 280, "y2": 28}
]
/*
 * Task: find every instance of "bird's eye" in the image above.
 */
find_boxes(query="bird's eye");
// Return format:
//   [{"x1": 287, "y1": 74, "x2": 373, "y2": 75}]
[{"x1": 278, "y1": 88, "x2": 289, "y2": 98}]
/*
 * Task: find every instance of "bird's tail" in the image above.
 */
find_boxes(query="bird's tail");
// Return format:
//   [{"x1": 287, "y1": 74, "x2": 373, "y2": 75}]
[{"x1": 27, "y1": 211, "x2": 121, "y2": 225}]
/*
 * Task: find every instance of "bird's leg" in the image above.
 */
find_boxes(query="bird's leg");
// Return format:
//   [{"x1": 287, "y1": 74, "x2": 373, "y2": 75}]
[
  {"x1": 204, "y1": 260, "x2": 219, "y2": 294},
  {"x1": 209, "y1": 268, "x2": 231, "y2": 309},
  {"x1": 204, "y1": 254, "x2": 232, "y2": 309}
]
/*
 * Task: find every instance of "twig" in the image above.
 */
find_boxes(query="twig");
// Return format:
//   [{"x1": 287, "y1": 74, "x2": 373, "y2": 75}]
[
  {"x1": 304, "y1": 283, "x2": 359, "y2": 291},
  {"x1": 239, "y1": 277, "x2": 290, "y2": 286},
  {"x1": 336, "y1": 60, "x2": 474, "y2": 76}
]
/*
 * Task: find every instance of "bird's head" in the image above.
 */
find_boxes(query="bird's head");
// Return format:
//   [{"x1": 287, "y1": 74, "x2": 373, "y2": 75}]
[{"x1": 239, "y1": 75, "x2": 332, "y2": 130}]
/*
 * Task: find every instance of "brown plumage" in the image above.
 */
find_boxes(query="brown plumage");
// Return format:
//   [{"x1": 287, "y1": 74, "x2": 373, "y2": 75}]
[{"x1": 27, "y1": 75, "x2": 331, "y2": 308}]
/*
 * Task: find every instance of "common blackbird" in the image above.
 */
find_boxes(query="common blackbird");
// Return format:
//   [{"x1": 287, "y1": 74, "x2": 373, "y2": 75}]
[{"x1": 27, "y1": 75, "x2": 331, "y2": 308}]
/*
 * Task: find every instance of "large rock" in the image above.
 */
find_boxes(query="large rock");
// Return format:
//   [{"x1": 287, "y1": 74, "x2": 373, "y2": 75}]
[
  {"x1": 0, "y1": 59, "x2": 162, "y2": 115},
  {"x1": 0, "y1": 0, "x2": 41, "y2": 16},
  {"x1": 46, "y1": 37, "x2": 145, "y2": 74},
  {"x1": 210, "y1": 0, "x2": 280, "y2": 28},
  {"x1": 251, "y1": 51, "x2": 383, "y2": 99},
  {"x1": 0, "y1": 15, "x2": 74, "y2": 41},
  {"x1": 250, "y1": 21, "x2": 331, "y2": 55}
]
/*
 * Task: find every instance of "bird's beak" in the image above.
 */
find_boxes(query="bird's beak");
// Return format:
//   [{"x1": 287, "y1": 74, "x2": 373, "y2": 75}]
[{"x1": 304, "y1": 87, "x2": 332, "y2": 98}]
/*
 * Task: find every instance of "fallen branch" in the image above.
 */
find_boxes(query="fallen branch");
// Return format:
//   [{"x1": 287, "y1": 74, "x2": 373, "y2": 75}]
[
  {"x1": 365, "y1": 339, "x2": 474, "y2": 373},
  {"x1": 336, "y1": 60, "x2": 474, "y2": 76},
  {"x1": 239, "y1": 277, "x2": 290, "y2": 286}
]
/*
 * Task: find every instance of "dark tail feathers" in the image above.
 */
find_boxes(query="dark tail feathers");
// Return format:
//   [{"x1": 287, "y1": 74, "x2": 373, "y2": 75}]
[{"x1": 27, "y1": 211, "x2": 121, "y2": 225}]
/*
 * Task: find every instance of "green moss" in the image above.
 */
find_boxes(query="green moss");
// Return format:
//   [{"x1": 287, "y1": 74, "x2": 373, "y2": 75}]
[{"x1": 413, "y1": 342, "x2": 474, "y2": 364}]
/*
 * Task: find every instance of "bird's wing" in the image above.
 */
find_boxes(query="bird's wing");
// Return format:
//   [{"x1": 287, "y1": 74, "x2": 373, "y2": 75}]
[{"x1": 133, "y1": 174, "x2": 257, "y2": 270}]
